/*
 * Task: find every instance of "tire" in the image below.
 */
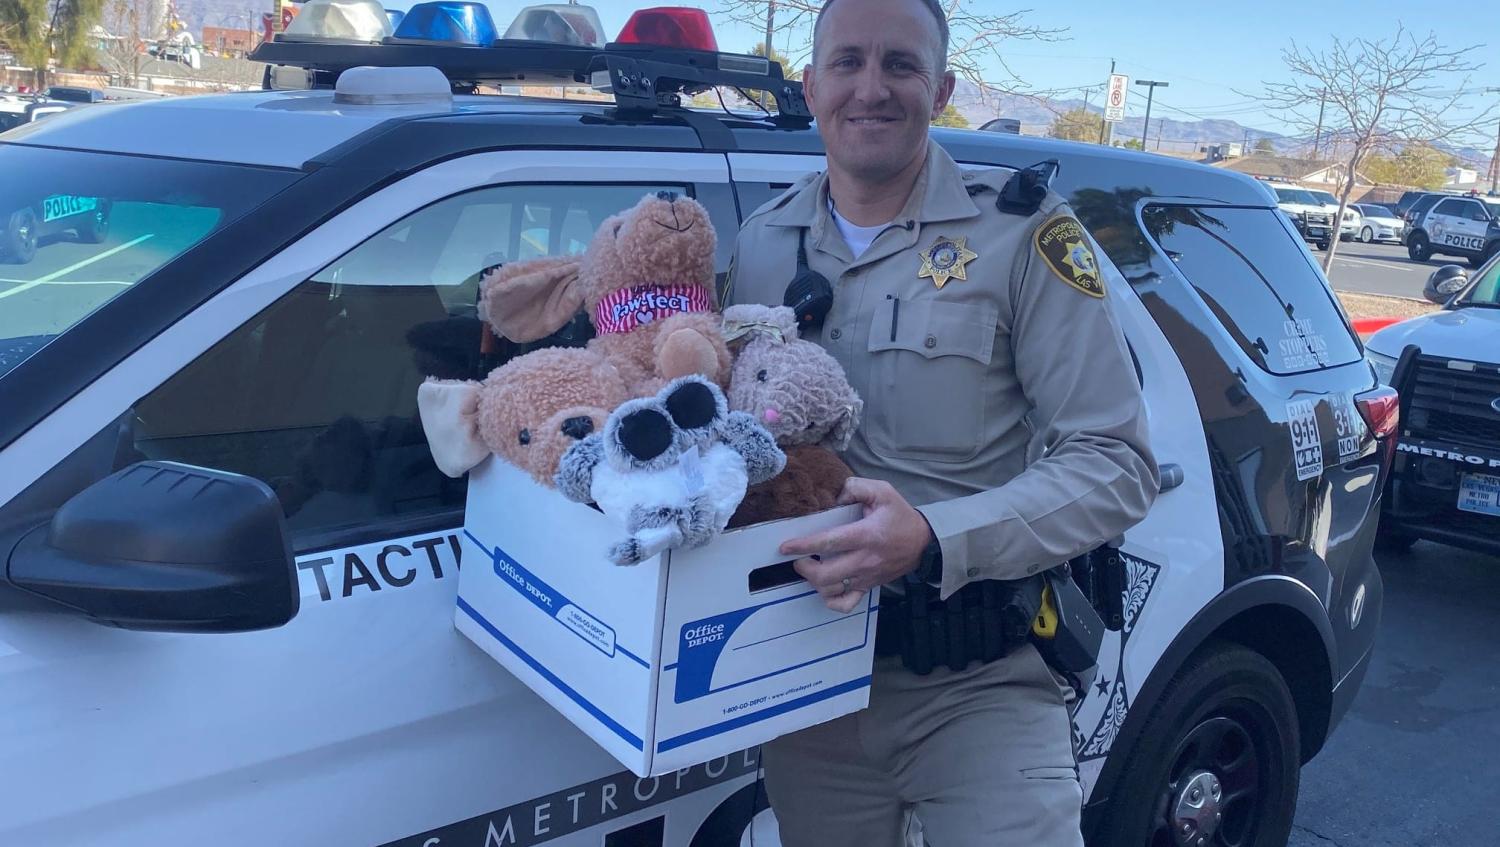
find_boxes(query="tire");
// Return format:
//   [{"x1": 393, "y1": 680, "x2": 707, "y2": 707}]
[
  {"x1": 1407, "y1": 233, "x2": 1431, "y2": 262},
  {"x1": 1360, "y1": 226, "x2": 1373, "y2": 243},
  {"x1": 1, "y1": 208, "x2": 38, "y2": 264},
  {"x1": 75, "y1": 201, "x2": 110, "y2": 244},
  {"x1": 1315, "y1": 241, "x2": 1329, "y2": 251},
  {"x1": 1091, "y1": 643, "x2": 1300, "y2": 847}
]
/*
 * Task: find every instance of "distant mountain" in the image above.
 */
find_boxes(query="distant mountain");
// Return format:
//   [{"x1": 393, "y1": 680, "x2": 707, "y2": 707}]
[{"x1": 948, "y1": 79, "x2": 1287, "y2": 157}]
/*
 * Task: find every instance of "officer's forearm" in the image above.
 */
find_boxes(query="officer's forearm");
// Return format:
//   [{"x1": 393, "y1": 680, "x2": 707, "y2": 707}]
[{"x1": 916, "y1": 432, "x2": 1158, "y2": 600}]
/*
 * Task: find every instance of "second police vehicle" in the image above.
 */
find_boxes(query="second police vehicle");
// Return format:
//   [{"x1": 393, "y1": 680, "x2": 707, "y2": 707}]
[{"x1": 0, "y1": 4, "x2": 1394, "y2": 846}]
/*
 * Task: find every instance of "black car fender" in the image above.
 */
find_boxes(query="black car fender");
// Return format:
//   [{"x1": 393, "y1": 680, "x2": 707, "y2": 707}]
[{"x1": 1082, "y1": 573, "x2": 1335, "y2": 825}]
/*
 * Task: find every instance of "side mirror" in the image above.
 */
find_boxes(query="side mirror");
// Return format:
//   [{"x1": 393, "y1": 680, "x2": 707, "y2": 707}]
[
  {"x1": 5, "y1": 461, "x2": 297, "y2": 632},
  {"x1": 1423, "y1": 264, "x2": 1468, "y2": 306}
]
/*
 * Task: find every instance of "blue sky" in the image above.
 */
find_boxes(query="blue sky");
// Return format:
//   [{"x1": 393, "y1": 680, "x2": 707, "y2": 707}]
[{"x1": 481, "y1": 1, "x2": 1500, "y2": 137}]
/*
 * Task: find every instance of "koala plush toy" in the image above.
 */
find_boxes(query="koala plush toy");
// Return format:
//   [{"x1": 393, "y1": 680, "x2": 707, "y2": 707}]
[{"x1": 555, "y1": 375, "x2": 785, "y2": 566}]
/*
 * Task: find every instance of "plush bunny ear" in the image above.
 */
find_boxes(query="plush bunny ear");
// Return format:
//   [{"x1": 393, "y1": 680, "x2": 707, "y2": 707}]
[
  {"x1": 417, "y1": 379, "x2": 489, "y2": 477},
  {"x1": 479, "y1": 256, "x2": 586, "y2": 343},
  {"x1": 826, "y1": 396, "x2": 864, "y2": 452}
]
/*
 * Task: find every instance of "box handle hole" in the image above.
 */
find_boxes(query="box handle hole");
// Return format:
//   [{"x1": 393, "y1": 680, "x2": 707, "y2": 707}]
[{"x1": 748, "y1": 560, "x2": 805, "y2": 593}]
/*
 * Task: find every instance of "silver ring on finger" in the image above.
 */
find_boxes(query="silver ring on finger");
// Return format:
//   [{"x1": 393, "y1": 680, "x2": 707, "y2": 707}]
[{"x1": 840, "y1": 577, "x2": 852, "y2": 594}]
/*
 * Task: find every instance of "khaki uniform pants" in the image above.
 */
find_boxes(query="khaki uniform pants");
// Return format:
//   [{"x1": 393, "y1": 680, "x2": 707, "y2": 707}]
[{"x1": 763, "y1": 645, "x2": 1085, "y2": 847}]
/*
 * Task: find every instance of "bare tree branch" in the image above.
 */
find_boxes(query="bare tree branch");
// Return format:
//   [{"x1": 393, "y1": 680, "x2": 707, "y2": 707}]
[
  {"x1": 713, "y1": 0, "x2": 1065, "y2": 97},
  {"x1": 1254, "y1": 26, "x2": 1494, "y2": 272}
]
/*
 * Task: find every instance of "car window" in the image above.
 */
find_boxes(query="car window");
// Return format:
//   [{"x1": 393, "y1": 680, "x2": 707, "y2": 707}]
[
  {"x1": 0, "y1": 145, "x2": 298, "y2": 378},
  {"x1": 126, "y1": 182, "x2": 678, "y2": 549},
  {"x1": 1464, "y1": 201, "x2": 1490, "y2": 221},
  {"x1": 1308, "y1": 191, "x2": 1338, "y2": 206},
  {"x1": 1459, "y1": 257, "x2": 1500, "y2": 307},
  {"x1": 1432, "y1": 198, "x2": 1465, "y2": 217},
  {"x1": 1141, "y1": 204, "x2": 1362, "y2": 374}
]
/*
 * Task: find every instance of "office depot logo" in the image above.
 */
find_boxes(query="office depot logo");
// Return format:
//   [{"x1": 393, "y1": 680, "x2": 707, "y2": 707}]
[{"x1": 684, "y1": 623, "x2": 726, "y2": 649}]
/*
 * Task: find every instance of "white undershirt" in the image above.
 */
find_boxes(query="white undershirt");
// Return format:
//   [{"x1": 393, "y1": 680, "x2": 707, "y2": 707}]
[{"x1": 829, "y1": 198, "x2": 890, "y2": 259}]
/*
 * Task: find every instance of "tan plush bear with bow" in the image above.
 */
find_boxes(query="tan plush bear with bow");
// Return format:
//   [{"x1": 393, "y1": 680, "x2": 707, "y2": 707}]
[{"x1": 481, "y1": 191, "x2": 732, "y2": 398}]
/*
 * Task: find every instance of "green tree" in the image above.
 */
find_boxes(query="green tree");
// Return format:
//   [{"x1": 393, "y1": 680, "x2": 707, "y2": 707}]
[
  {"x1": 0, "y1": 0, "x2": 105, "y2": 88},
  {"x1": 1048, "y1": 108, "x2": 1103, "y2": 143},
  {"x1": 1253, "y1": 138, "x2": 1276, "y2": 154},
  {"x1": 1121, "y1": 138, "x2": 1144, "y2": 151},
  {"x1": 932, "y1": 104, "x2": 969, "y2": 129},
  {"x1": 750, "y1": 42, "x2": 800, "y2": 81},
  {"x1": 1363, "y1": 143, "x2": 1452, "y2": 188}
]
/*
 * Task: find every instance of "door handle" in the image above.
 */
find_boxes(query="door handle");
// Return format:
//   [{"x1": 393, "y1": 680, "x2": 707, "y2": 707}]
[{"x1": 1159, "y1": 463, "x2": 1185, "y2": 492}]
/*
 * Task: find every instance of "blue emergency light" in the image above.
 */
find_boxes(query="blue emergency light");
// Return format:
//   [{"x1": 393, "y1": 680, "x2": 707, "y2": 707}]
[
  {"x1": 385, "y1": 9, "x2": 405, "y2": 30},
  {"x1": 391, "y1": 1, "x2": 497, "y2": 46}
]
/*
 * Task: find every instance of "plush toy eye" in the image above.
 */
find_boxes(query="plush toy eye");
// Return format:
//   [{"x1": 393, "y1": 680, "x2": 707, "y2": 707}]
[
  {"x1": 518, "y1": 428, "x2": 531, "y2": 445},
  {"x1": 756, "y1": 369, "x2": 768, "y2": 382}
]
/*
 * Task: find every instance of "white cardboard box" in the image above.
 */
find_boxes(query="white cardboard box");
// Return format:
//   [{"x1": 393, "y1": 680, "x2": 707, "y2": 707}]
[{"x1": 455, "y1": 458, "x2": 879, "y2": 777}]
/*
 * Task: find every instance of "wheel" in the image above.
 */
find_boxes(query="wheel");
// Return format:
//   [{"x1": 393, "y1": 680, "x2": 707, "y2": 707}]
[
  {"x1": 75, "y1": 201, "x2": 109, "y2": 244},
  {"x1": 1315, "y1": 241, "x2": 1329, "y2": 251},
  {"x1": 1407, "y1": 233, "x2": 1431, "y2": 262},
  {"x1": 1360, "y1": 226, "x2": 1373, "y2": 243},
  {"x1": 1, "y1": 208, "x2": 37, "y2": 264},
  {"x1": 1092, "y1": 643, "x2": 1299, "y2": 847}
]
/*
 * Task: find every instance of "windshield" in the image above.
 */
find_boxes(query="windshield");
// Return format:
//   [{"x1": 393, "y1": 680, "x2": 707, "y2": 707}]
[
  {"x1": 1458, "y1": 255, "x2": 1500, "y2": 307},
  {"x1": 1308, "y1": 190, "x2": 1338, "y2": 206},
  {"x1": 0, "y1": 144, "x2": 297, "y2": 378},
  {"x1": 1275, "y1": 187, "x2": 1319, "y2": 205},
  {"x1": 1481, "y1": 198, "x2": 1500, "y2": 220}
]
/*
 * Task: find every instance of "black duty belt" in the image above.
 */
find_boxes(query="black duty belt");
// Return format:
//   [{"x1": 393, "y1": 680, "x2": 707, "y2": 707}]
[{"x1": 874, "y1": 576, "x2": 1040, "y2": 675}]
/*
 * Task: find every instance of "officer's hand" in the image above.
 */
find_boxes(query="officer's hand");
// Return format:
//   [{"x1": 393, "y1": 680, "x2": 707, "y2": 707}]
[{"x1": 779, "y1": 478, "x2": 933, "y2": 613}]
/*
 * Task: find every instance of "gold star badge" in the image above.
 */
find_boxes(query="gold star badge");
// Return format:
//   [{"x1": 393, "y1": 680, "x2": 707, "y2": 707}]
[{"x1": 917, "y1": 236, "x2": 978, "y2": 289}]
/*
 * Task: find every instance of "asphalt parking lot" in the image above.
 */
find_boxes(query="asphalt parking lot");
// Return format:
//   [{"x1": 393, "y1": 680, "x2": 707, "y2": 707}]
[
  {"x1": 1287, "y1": 540, "x2": 1500, "y2": 846},
  {"x1": 1323, "y1": 241, "x2": 1462, "y2": 300}
]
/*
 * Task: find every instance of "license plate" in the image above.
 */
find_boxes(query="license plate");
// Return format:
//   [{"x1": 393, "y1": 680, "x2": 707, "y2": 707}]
[
  {"x1": 1457, "y1": 472, "x2": 1500, "y2": 517},
  {"x1": 1307, "y1": 227, "x2": 1327, "y2": 237}
]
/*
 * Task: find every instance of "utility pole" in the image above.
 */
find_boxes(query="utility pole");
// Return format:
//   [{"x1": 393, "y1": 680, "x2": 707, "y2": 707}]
[
  {"x1": 1312, "y1": 89, "x2": 1327, "y2": 160},
  {"x1": 1098, "y1": 59, "x2": 1115, "y2": 146},
  {"x1": 1487, "y1": 87, "x2": 1500, "y2": 193},
  {"x1": 759, "y1": 1, "x2": 776, "y2": 109},
  {"x1": 1155, "y1": 118, "x2": 1164, "y2": 151},
  {"x1": 1136, "y1": 79, "x2": 1168, "y2": 151}
]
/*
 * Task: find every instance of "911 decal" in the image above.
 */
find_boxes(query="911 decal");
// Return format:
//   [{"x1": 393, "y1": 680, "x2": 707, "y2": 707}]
[
  {"x1": 378, "y1": 751, "x2": 759, "y2": 847},
  {"x1": 1288, "y1": 400, "x2": 1323, "y2": 481}
]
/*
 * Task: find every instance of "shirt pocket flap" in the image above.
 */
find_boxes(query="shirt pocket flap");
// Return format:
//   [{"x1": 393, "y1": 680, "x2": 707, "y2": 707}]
[{"x1": 867, "y1": 297, "x2": 997, "y2": 365}]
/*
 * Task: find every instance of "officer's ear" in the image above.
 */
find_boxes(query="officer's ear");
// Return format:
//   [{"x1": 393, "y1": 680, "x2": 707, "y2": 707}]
[{"x1": 930, "y1": 69, "x2": 956, "y2": 120}]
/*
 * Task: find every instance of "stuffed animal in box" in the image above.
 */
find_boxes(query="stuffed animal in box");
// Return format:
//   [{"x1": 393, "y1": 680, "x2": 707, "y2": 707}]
[
  {"x1": 555, "y1": 375, "x2": 786, "y2": 565},
  {"x1": 481, "y1": 191, "x2": 733, "y2": 397},
  {"x1": 721, "y1": 305, "x2": 864, "y2": 528},
  {"x1": 417, "y1": 346, "x2": 631, "y2": 485}
]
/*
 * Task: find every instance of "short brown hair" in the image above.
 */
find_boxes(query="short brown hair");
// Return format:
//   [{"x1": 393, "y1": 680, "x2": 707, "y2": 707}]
[{"x1": 813, "y1": 0, "x2": 951, "y2": 71}]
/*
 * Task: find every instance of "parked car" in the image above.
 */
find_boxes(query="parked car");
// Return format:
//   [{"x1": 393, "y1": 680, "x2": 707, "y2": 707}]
[
  {"x1": 0, "y1": 94, "x2": 74, "y2": 133},
  {"x1": 1365, "y1": 253, "x2": 1500, "y2": 554},
  {"x1": 43, "y1": 86, "x2": 107, "y2": 103},
  {"x1": 0, "y1": 7, "x2": 1389, "y2": 847},
  {"x1": 1352, "y1": 203, "x2": 1407, "y2": 244},
  {"x1": 1269, "y1": 183, "x2": 1334, "y2": 250},
  {"x1": 1405, "y1": 192, "x2": 1500, "y2": 267},
  {"x1": 1305, "y1": 189, "x2": 1360, "y2": 240}
]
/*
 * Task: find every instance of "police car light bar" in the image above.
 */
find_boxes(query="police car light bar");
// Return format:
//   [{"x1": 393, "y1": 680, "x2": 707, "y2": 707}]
[
  {"x1": 615, "y1": 7, "x2": 719, "y2": 52},
  {"x1": 390, "y1": 1, "x2": 498, "y2": 46}
]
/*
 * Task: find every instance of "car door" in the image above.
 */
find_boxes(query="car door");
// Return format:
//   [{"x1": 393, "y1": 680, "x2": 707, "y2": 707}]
[
  {"x1": 1428, "y1": 198, "x2": 1481, "y2": 254},
  {"x1": 0, "y1": 150, "x2": 765, "y2": 847}
]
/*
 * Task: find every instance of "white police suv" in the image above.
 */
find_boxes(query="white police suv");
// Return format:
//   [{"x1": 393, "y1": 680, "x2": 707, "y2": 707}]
[
  {"x1": 1, "y1": 4, "x2": 1389, "y2": 846},
  {"x1": 1366, "y1": 255, "x2": 1500, "y2": 555},
  {"x1": 1405, "y1": 191, "x2": 1500, "y2": 268}
]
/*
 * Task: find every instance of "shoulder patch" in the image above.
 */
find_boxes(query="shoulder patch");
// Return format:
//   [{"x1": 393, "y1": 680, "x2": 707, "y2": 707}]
[{"x1": 1034, "y1": 215, "x2": 1105, "y2": 298}]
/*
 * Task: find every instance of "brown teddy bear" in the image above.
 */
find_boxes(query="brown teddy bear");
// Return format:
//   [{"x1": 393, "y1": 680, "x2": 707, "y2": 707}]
[
  {"x1": 418, "y1": 346, "x2": 630, "y2": 485},
  {"x1": 722, "y1": 305, "x2": 864, "y2": 527},
  {"x1": 481, "y1": 191, "x2": 732, "y2": 398}
]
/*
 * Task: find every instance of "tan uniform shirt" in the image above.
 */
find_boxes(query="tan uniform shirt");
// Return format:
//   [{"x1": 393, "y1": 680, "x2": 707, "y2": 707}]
[{"x1": 726, "y1": 142, "x2": 1159, "y2": 599}]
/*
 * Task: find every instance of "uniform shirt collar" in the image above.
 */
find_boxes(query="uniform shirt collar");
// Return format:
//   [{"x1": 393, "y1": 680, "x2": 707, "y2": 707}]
[{"x1": 766, "y1": 140, "x2": 981, "y2": 230}]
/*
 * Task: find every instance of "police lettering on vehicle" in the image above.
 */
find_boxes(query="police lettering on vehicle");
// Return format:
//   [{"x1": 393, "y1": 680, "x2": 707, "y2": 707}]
[
  {"x1": 1397, "y1": 441, "x2": 1500, "y2": 469},
  {"x1": 41, "y1": 194, "x2": 97, "y2": 223},
  {"x1": 296, "y1": 532, "x2": 462, "y2": 601},
  {"x1": 377, "y1": 751, "x2": 760, "y2": 847}
]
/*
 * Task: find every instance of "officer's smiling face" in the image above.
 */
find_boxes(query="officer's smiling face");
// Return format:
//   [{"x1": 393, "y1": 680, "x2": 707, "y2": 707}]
[{"x1": 804, "y1": 0, "x2": 955, "y2": 185}]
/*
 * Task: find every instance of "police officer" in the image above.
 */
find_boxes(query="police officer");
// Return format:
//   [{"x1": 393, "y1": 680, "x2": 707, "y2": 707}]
[{"x1": 724, "y1": 0, "x2": 1159, "y2": 844}]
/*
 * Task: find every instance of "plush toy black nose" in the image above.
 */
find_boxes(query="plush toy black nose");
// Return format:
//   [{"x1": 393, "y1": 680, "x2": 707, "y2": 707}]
[
  {"x1": 561, "y1": 416, "x2": 594, "y2": 440},
  {"x1": 655, "y1": 190, "x2": 679, "y2": 203},
  {"x1": 617, "y1": 409, "x2": 674, "y2": 461}
]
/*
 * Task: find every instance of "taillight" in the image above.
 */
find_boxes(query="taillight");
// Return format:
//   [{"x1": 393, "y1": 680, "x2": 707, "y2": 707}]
[
  {"x1": 615, "y1": 7, "x2": 720, "y2": 52},
  {"x1": 1356, "y1": 385, "x2": 1400, "y2": 467}
]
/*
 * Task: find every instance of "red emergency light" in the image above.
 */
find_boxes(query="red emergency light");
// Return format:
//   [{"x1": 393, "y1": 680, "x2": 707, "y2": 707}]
[{"x1": 616, "y1": 7, "x2": 719, "y2": 52}]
